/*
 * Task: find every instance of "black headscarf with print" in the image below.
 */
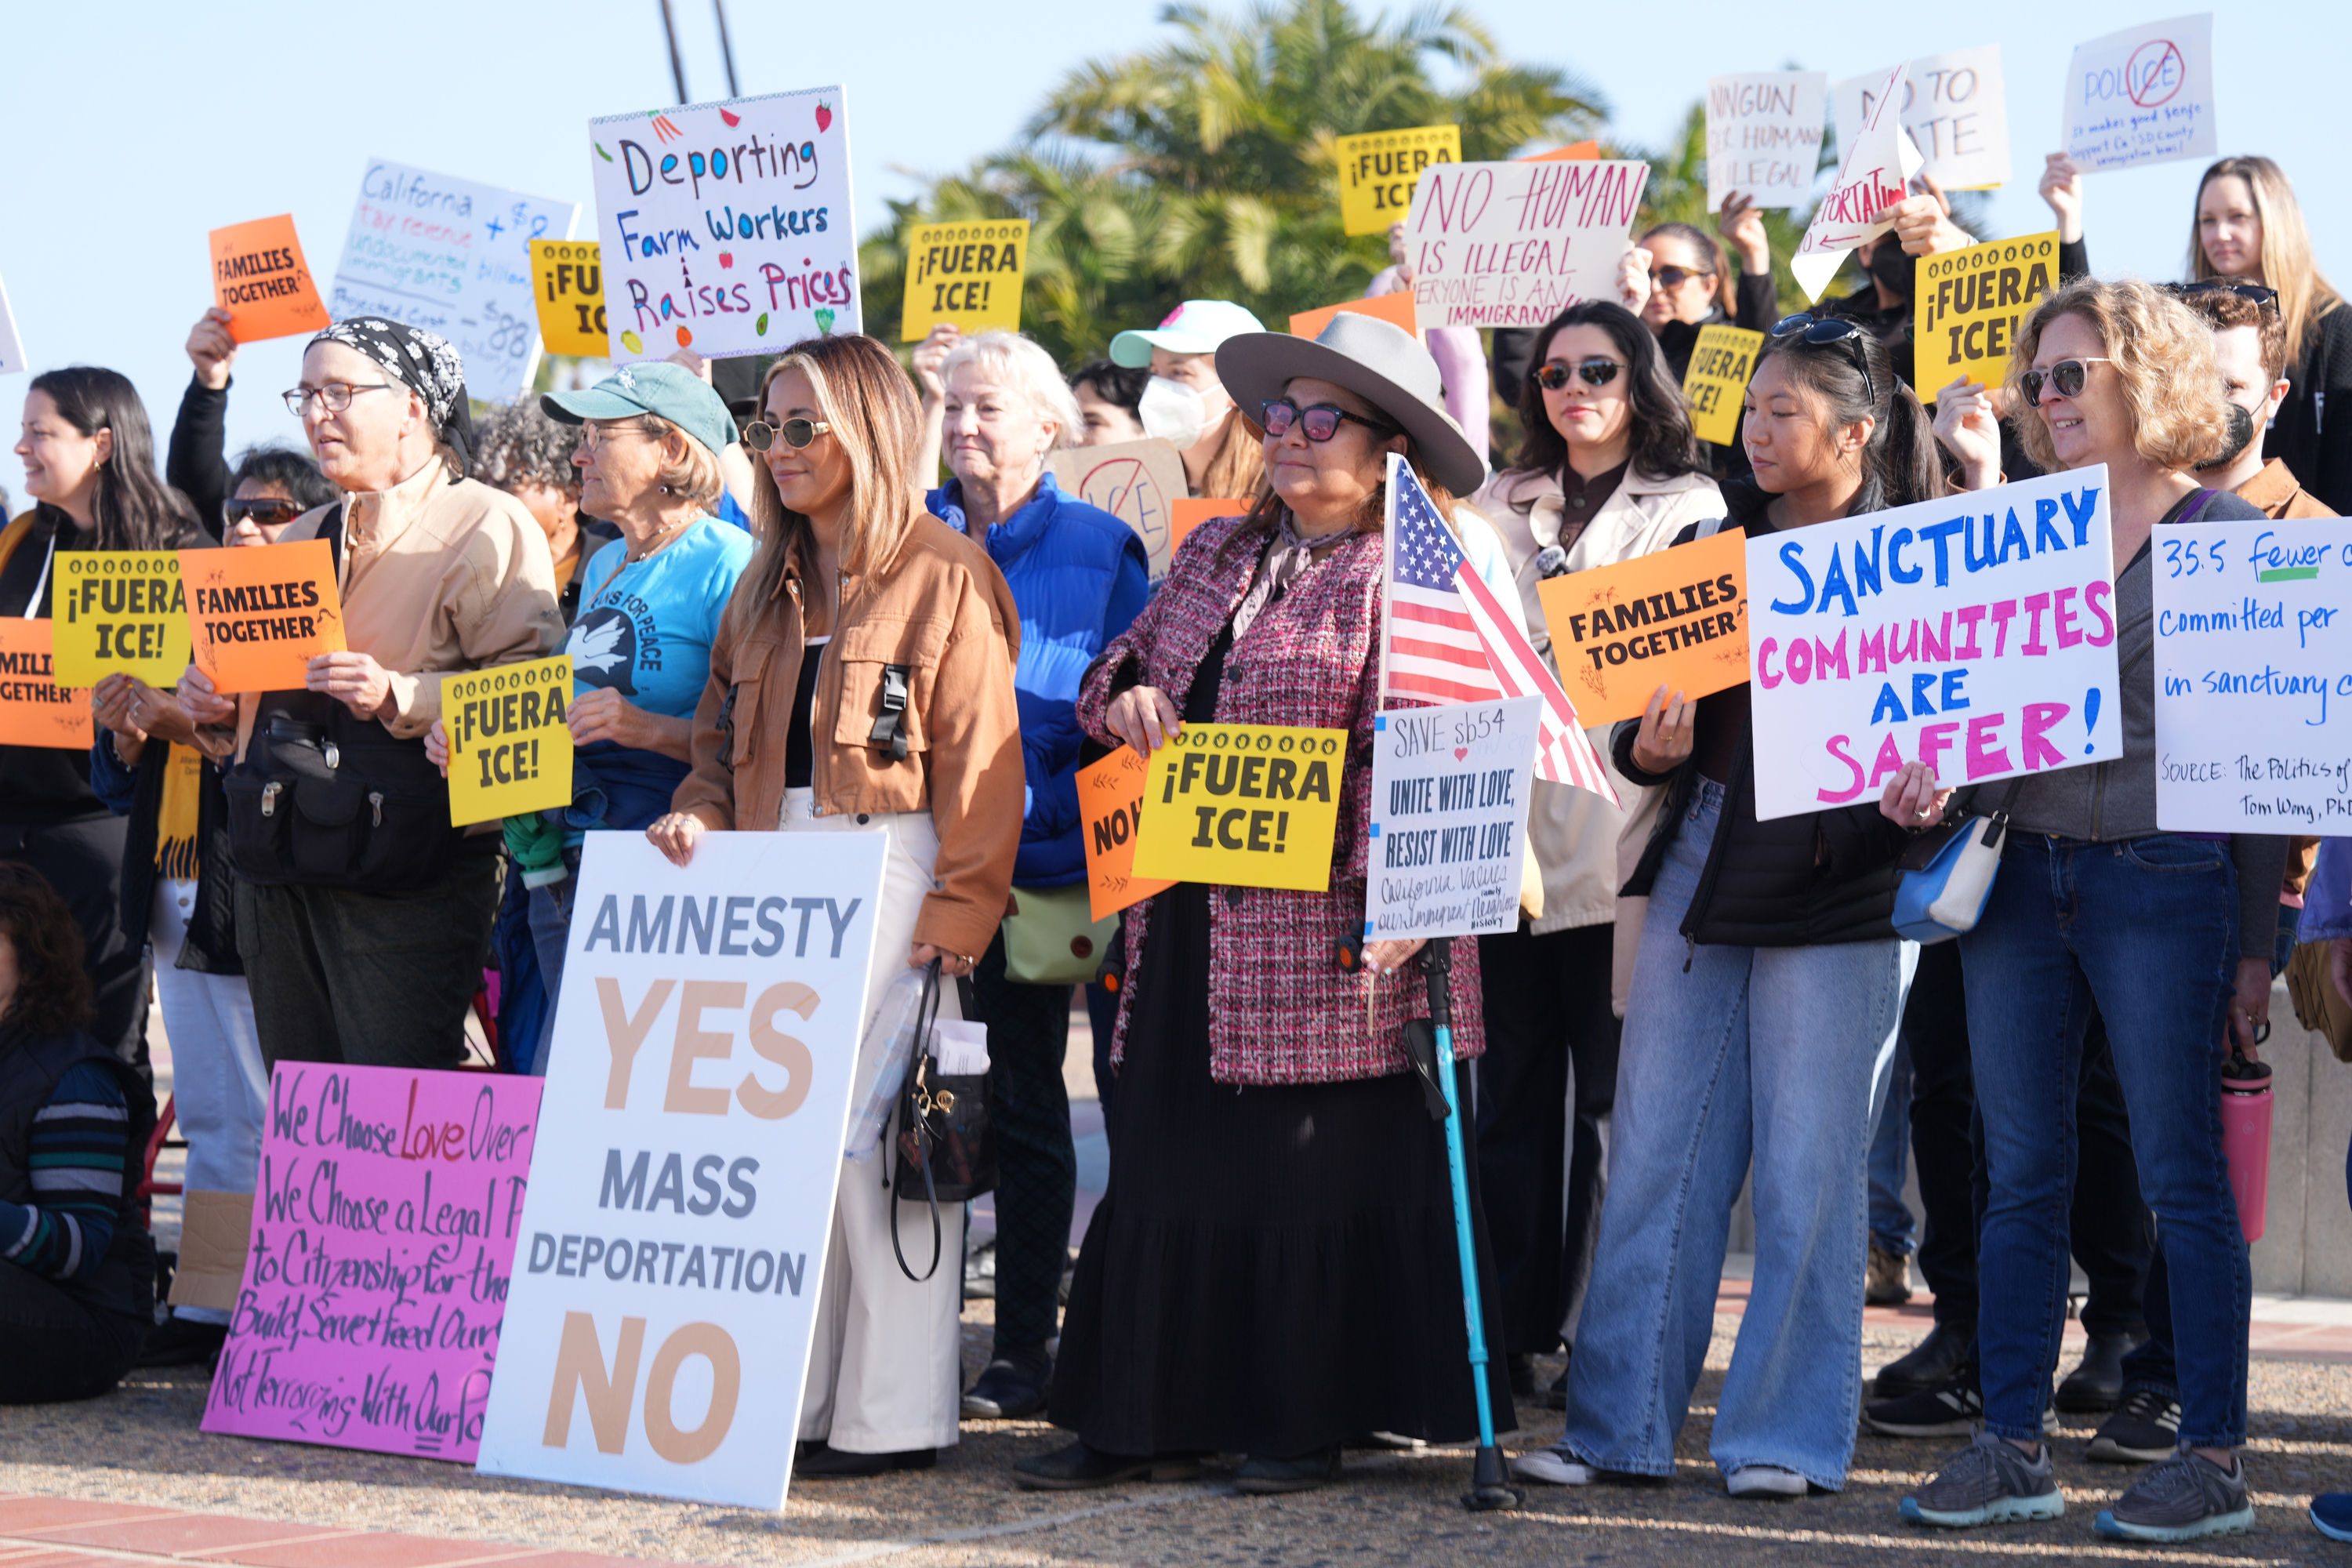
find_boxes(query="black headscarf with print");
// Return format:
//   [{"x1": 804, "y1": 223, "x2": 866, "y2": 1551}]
[{"x1": 307, "y1": 317, "x2": 475, "y2": 477}]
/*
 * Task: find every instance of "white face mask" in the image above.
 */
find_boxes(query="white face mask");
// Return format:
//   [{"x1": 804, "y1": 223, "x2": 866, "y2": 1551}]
[{"x1": 1139, "y1": 376, "x2": 1212, "y2": 448}]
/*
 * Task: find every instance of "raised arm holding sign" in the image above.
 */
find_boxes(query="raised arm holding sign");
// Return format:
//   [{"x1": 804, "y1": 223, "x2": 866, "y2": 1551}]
[{"x1": 1791, "y1": 62, "x2": 1925, "y2": 303}]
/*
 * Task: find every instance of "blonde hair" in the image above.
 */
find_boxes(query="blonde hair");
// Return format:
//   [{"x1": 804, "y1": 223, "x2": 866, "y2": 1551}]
[
  {"x1": 2189, "y1": 157, "x2": 2342, "y2": 371},
  {"x1": 636, "y1": 413, "x2": 725, "y2": 510},
  {"x1": 938, "y1": 331, "x2": 1083, "y2": 450},
  {"x1": 1198, "y1": 405, "x2": 1269, "y2": 502},
  {"x1": 2007, "y1": 278, "x2": 2233, "y2": 474}
]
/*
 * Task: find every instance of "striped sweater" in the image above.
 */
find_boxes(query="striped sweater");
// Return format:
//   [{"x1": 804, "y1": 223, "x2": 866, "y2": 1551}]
[{"x1": 0, "y1": 1060, "x2": 129, "y2": 1280}]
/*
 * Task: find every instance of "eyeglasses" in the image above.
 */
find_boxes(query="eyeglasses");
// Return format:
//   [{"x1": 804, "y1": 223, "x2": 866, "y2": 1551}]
[
  {"x1": 281, "y1": 382, "x2": 397, "y2": 416},
  {"x1": 579, "y1": 421, "x2": 659, "y2": 452},
  {"x1": 1258, "y1": 399, "x2": 1398, "y2": 442},
  {"x1": 2019, "y1": 358, "x2": 2117, "y2": 408},
  {"x1": 1650, "y1": 265, "x2": 1715, "y2": 289},
  {"x1": 2167, "y1": 280, "x2": 2281, "y2": 313},
  {"x1": 222, "y1": 497, "x2": 306, "y2": 529},
  {"x1": 742, "y1": 418, "x2": 829, "y2": 452},
  {"x1": 1770, "y1": 314, "x2": 1876, "y2": 405},
  {"x1": 1532, "y1": 358, "x2": 1626, "y2": 390}
]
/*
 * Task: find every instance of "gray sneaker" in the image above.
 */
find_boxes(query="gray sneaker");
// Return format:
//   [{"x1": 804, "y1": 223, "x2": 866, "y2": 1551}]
[
  {"x1": 1900, "y1": 1430, "x2": 2064, "y2": 1527},
  {"x1": 2095, "y1": 1449, "x2": 2255, "y2": 1542}
]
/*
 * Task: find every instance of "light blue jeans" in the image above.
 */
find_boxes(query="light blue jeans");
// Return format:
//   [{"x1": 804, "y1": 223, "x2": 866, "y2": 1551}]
[
  {"x1": 1557, "y1": 779, "x2": 1913, "y2": 1489},
  {"x1": 1867, "y1": 1030, "x2": 1916, "y2": 1255}
]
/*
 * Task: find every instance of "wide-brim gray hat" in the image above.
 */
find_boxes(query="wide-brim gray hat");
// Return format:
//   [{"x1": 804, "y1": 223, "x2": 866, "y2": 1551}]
[{"x1": 1215, "y1": 311, "x2": 1486, "y2": 496}]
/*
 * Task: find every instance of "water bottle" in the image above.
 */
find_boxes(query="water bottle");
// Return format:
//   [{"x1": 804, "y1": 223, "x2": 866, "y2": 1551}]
[{"x1": 2219, "y1": 1048, "x2": 2274, "y2": 1242}]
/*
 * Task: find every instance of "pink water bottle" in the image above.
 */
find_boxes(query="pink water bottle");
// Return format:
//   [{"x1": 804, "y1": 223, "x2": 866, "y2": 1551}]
[{"x1": 2220, "y1": 1050, "x2": 2274, "y2": 1242}]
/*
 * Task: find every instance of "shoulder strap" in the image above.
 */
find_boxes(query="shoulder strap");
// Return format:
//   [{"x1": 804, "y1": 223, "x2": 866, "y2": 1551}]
[
  {"x1": 318, "y1": 503, "x2": 347, "y2": 579},
  {"x1": 1696, "y1": 516, "x2": 1727, "y2": 539}
]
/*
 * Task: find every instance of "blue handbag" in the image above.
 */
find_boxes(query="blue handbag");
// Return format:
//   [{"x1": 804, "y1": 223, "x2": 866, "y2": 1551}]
[{"x1": 1892, "y1": 780, "x2": 2023, "y2": 944}]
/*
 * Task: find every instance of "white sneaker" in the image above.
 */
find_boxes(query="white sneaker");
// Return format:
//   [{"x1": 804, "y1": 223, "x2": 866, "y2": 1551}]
[
  {"x1": 1515, "y1": 1447, "x2": 1597, "y2": 1486},
  {"x1": 1727, "y1": 1464, "x2": 1808, "y2": 1498}
]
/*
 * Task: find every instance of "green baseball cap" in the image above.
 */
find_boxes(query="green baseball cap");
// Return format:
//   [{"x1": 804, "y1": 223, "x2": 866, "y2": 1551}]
[{"x1": 540, "y1": 361, "x2": 737, "y2": 461}]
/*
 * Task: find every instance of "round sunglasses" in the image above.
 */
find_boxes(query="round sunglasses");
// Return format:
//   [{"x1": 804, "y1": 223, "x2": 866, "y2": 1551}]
[
  {"x1": 741, "y1": 417, "x2": 830, "y2": 452},
  {"x1": 1258, "y1": 398, "x2": 1398, "y2": 442},
  {"x1": 222, "y1": 497, "x2": 307, "y2": 529},
  {"x1": 2018, "y1": 358, "x2": 2115, "y2": 409},
  {"x1": 1532, "y1": 358, "x2": 1626, "y2": 391}
]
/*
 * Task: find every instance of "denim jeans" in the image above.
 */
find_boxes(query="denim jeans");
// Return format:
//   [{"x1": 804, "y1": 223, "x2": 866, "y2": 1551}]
[
  {"x1": 1559, "y1": 779, "x2": 1912, "y2": 1488},
  {"x1": 524, "y1": 845, "x2": 585, "y2": 1077},
  {"x1": 1867, "y1": 1030, "x2": 1916, "y2": 1254},
  {"x1": 1959, "y1": 833, "x2": 2249, "y2": 1449}
]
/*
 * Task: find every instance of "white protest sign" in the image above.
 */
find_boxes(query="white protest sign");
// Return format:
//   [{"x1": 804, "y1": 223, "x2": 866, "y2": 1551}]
[
  {"x1": 1707, "y1": 72, "x2": 1828, "y2": 212},
  {"x1": 328, "y1": 159, "x2": 579, "y2": 406},
  {"x1": 1744, "y1": 468, "x2": 2122, "y2": 821},
  {"x1": 589, "y1": 85, "x2": 858, "y2": 363},
  {"x1": 1833, "y1": 46, "x2": 2011, "y2": 192},
  {"x1": 1366, "y1": 698, "x2": 1540, "y2": 942},
  {"x1": 474, "y1": 830, "x2": 887, "y2": 1508},
  {"x1": 2154, "y1": 517, "x2": 2352, "y2": 832},
  {"x1": 0, "y1": 272, "x2": 23, "y2": 374},
  {"x1": 1402, "y1": 160, "x2": 1650, "y2": 333},
  {"x1": 2063, "y1": 13, "x2": 2217, "y2": 173},
  {"x1": 1791, "y1": 62, "x2": 1925, "y2": 303}
]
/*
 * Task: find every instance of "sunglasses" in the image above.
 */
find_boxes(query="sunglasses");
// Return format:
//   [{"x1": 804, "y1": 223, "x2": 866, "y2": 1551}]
[
  {"x1": 2167, "y1": 280, "x2": 2281, "y2": 313},
  {"x1": 741, "y1": 418, "x2": 830, "y2": 452},
  {"x1": 1533, "y1": 358, "x2": 1626, "y2": 390},
  {"x1": 2018, "y1": 357, "x2": 2116, "y2": 408},
  {"x1": 1258, "y1": 399, "x2": 1397, "y2": 442},
  {"x1": 1770, "y1": 314, "x2": 1876, "y2": 405},
  {"x1": 222, "y1": 497, "x2": 306, "y2": 528},
  {"x1": 1650, "y1": 265, "x2": 1715, "y2": 289}
]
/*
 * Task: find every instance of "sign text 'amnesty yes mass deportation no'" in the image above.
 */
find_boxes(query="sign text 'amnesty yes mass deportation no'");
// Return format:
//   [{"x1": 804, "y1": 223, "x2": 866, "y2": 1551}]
[
  {"x1": 898, "y1": 220, "x2": 1028, "y2": 339},
  {"x1": 590, "y1": 85, "x2": 857, "y2": 362},
  {"x1": 1915, "y1": 231, "x2": 2058, "y2": 392},
  {"x1": 50, "y1": 552, "x2": 191, "y2": 688},
  {"x1": 180, "y1": 539, "x2": 347, "y2": 694},
  {"x1": 1131, "y1": 723, "x2": 1348, "y2": 891},
  {"x1": 1335, "y1": 125, "x2": 1461, "y2": 237},
  {"x1": 1402, "y1": 159, "x2": 1650, "y2": 334},
  {"x1": 1364, "y1": 698, "x2": 1541, "y2": 942},
  {"x1": 1539, "y1": 528, "x2": 1749, "y2": 727},
  {"x1": 441, "y1": 656, "x2": 574, "y2": 826}
]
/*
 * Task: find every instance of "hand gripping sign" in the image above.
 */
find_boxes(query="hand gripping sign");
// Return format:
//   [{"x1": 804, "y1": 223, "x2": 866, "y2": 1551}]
[
  {"x1": 1791, "y1": 61, "x2": 1925, "y2": 303},
  {"x1": 1131, "y1": 722, "x2": 1348, "y2": 891}
]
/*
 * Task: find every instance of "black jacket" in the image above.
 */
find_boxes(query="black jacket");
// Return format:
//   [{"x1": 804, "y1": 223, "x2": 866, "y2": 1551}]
[
  {"x1": 165, "y1": 376, "x2": 231, "y2": 544},
  {"x1": 1613, "y1": 481, "x2": 1909, "y2": 949}
]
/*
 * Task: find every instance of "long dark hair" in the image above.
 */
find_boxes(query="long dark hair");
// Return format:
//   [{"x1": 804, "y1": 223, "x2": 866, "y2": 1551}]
[
  {"x1": 1755, "y1": 327, "x2": 1944, "y2": 510},
  {"x1": 1638, "y1": 221, "x2": 1730, "y2": 315},
  {"x1": 1510, "y1": 301, "x2": 1704, "y2": 483},
  {"x1": 0, "y1": 863, "x2": 91, "y2": 1038},
  {"x1": 27, "y1": 367, "x2": 198, "y2": 550}
]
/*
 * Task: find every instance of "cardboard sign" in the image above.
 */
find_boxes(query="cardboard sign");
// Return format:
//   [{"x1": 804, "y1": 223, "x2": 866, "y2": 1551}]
[
  {"x1": 329, "y1": 160, "x2": 580, "y2": 405},
  {"x1": 1792, "y1": 61, "x2": 1926, "y2": 303},
  {"x1": 589, "y1": 85, "x2": 858, "y2": 362},
  {"x1": 1539, "y1": 528, "x2": 1750, "y2": 727},
  {"x1": 209, "y1": 216, "x2": 330, "y2": 343},
  {"x1": 1522, "y1": 141, "x2": 1602, "y2": 163},
  {"x1": 2063, "y1": 13, "x2": 2216, "y2": 174},
  {"x1": 532, "y1": 240, "x2": 611, "y2": 358},
  {"x1": 898, "y1": 220, "x2": 1027, "y2": 339},
  {"x1": 1336, "y1": 125, "x2": 1461, "y2": 237},
  {"x1": 0, "y1": 271, "x2": 24, "y2": 374},
  {"x1": 1402, "y1": 160, "x2": 1650, "y2": 333},
  {"x1": 51, "y1": 551, "x2": 191, "y2": 688},
  {"x1": 200, "y1": 1064, "x2": 543, "y2": 1461},
  {"x1": 0, "y1": 621, "x2": 89, "y2": 749},
  {"x1": 1705, "y1": 72, "x2": 1828, "y2": 212},
  {"x1": 1834, "y1": 47, "x2": 2012, "y2": 192},
  {"x1": 180, "y1": 539, "x2": 347, "y2": 695},
  {"x1": 1915, "y1": 231, "x2": 2060, "y2": 394},
  {"x1": 2153, "y1": 517, "x2": 2352, "y2": 831},
  {"x1": 1744, "y1": 467, "x2": 2122, "y2": 820},
  {"x1": 474, "y1": 830, "x2": 888, "y2": 1508},
  {"x1": 1170, "y1": 498, "x2": 1248, "y2": 558},
  {"x1": 1131, "y1": 722, "x2": 1348, "y2": 891},
  {"x1": 1288, "y1": 290, "x2": 1418, "y2": 342},
  {"x1": 1047, "y1": 438, "x2": 1188, "y2": 583},
  {"x1": 1363, "y1": 698, "x2": 1540, "y2": 942},
  {"x1": 1682, "y1": 323, "x2": 1763, "y2": 447},
  {"x1": 442, "y1": 656, "x2": 574, "y2": 826},
  {"x1": 1079, "y1": 746, "x2": 1174, "y2": 920}
]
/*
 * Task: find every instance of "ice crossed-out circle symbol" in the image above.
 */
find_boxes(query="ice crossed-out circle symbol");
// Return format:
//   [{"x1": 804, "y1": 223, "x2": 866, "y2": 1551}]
[{"x1": 2125, "y1": 39, "x2": 2187, "y2": 108}]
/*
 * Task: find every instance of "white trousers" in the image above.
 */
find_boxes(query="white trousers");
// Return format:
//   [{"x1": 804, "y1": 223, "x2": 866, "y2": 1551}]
[{"x1": 780, "y1": 791, "x2": 967, "y2": 1454}]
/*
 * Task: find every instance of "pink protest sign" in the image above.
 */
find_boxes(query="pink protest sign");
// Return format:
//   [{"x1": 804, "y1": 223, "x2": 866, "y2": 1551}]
[{"x1": 201, "y1": 1063, "x2": 543, "y2": 1462}]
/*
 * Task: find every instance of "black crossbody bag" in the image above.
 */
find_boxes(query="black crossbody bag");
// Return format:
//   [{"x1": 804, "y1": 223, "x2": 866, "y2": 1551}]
[{"x1": 887, "y1": 963, "x2": 996, "y2": 1282}]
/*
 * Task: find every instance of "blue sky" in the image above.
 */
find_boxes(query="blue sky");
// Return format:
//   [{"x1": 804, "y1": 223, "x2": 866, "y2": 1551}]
[{"x1": 2, "y1": 0, "x2": 2318, "y2": 507}]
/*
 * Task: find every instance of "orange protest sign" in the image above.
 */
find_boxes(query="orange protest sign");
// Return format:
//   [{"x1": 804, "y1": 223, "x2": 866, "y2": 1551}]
[
  {"x1": 1170, "y1": 498, "x2": 1248, "y2": 557},
  {"x1": 180, "y1": 539, "x2": 347, "y2": 694},
  {"x1": 1536, "y1": 529, "x2": 1749, "y2": 727},
  {"x1": 1522, "y1": 140, "x2": 1602, "y2": 162},
  {"x1": 1079, "y1": 746, "x2": 1174, "y2": 920},
  {"x1": 1289, "y1": 291, "x2": 1418, "y2": 341},
  {"x1": 0, "y1": 622, "x2": 93, "y2": 749},
  {"x1": 209, "y1": 216, "x2": 329, "y2": 343}
]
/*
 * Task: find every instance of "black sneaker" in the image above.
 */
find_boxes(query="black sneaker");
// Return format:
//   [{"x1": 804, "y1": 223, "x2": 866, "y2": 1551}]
[
  {"x1": 962, "y1": 1344, "x2": 1051, "y2": 1420},
  {"x1": 2087, "y1": 1388, "x2": 2182, "y2": 1464},
  {"x1": 1874, "y1": 1324, "x2": 1974, "y2": 1399},
  {"x1": 135, "y1": 1312, "x2": 228, "y2": 1370},
  {"x1": 2095, "y1": 1449, "x2": 2254, "y2": 1541},
  {"x1": 1013, "y1": 1442, "x2": 1202, "y2": 1492},
  {"x1": 1865, "y1": 1374, "x2": 1984, "y2": 1438}
]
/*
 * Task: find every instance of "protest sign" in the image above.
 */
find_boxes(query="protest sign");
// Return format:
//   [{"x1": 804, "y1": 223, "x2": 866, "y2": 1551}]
[
  {"x1": 1791, "y1": 61, "x2": 1924, "y2": 303},
  {"x1": 1705, "y1": 72, "x2": 1828, "y2": 212},
  {"x1": 1681, "y1": 323, "x2": 1763, "y2": 447},
  {"x1": 1915, "y1": 231, "x2": 2059, "y2": 393},
  {"x1": 1170, "y1": 498, "x2": 1248, "y2": 558},
  {"x1": 0, "y1": 272, "x2": 23, "y2": 373},
  {"x1": 589, "y1": 85, "x2": 858, "y2": 363},
  {"x1": 532, "y1": 240, "x2": 611, "y2": 358},
  {"x1": 1336, "y1": 125, "x2": 1461, "y2": 237},
  {"x1": 181, "y1": 539, "x2": 347, "y2": 694},
  {"x1": 0, "y1": 622, "x2": 89, "y2": 749},
  {"x1": 1402, "y1": 160, "x2": 1650, "y2": 333},
  {"x1": 1538, "y1": 528, "x2": 1749, "y2": 728},
  {"x1": 442, "y1": 656, "x2": 574, "y2": 826},
  {"x1": 2063, "y1": 14, "x2": 2216, "y2": 174},
  {"x1": 50, "y1": 551, "x2": 191, "y2": 688},
  {"x1": 1047, "y1": 438, "x2": 1188, "y2": 583},
  {"x1": 209, "y1": 216, "x2": 330, "y2": 343},
  {"x1": 1131, "y1": 722, "x2": 1348, "y2": 891},
  {"x1": 1744, "y1": 467, "x2": 2122, "y2": 820},
  {"x1": 1833, "y1": 47, "x2": 2011, "y2": 191},
  {"x1": 1287, "y1": 290, "x2": 1418, "y2": 342},
  {"x1": 1079, "y1": 746, "x2": 1174, "y2": 920},
  {"x1": 329, "y1": 160, "x2": 579, "y2": 405},
  {"x1": 1523, "y1": 141, "x2": 1602, "y2": 163},
  {"x1": 1363, "y1": 697, "x2": 1540, "y2": 942},
  {"x1": 2153, "y1": 517, "x2": 2352, "y2": 831},
  {"x1": 899, "y1": 220, "x2": 1028, "y2": 339},
  {"x1": 475, "y1": 830, "x2": 887, "y2": 1507},
  {"x1": 201, "y1": 1064, "x2": 543, "y2": 1462}
]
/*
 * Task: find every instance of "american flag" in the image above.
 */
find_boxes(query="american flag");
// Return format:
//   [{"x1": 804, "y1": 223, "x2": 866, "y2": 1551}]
[{"x1": 1381, "y1": 456, "x2": 1618, "y2": 804}]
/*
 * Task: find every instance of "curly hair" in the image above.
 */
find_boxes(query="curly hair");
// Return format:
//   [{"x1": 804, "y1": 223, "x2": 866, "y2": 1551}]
[
  {"x1": 2007, "y1": 278, "x2": 2233, "y2": 475},
  {"x1": 472, "y1": 401, "x2": 583, "y2": 499},
  {"x1": 0, "y1": 863, "x2": 92, "y2": 1037},
  {"x1": 1507, "y1": 301, "x2": 1704, "y2": 484}
]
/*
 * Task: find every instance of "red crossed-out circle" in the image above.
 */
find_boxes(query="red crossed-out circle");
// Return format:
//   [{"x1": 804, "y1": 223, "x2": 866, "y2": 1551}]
[{"x1": 2125, "y1": 39, "x2": 2187, "y2": 107}]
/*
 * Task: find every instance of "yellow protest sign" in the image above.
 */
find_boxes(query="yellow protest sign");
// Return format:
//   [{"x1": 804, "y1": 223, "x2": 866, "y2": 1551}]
[
  {"x1": 51, "y1": 551, "x2": 191, "y2": 688},
  {"x1": 530, "y1": 240, "x2": 609, "y2": 358},
  {"x1": 1078, "y1": 746, "x2": 1175, "y2": 920},
  {"x1": 1682, "y1": 324, "x2": 1763, "y2": 447},
  {"x1": 441, "y1": 656, "x2": 573, "y2": 826},
  {"x1": 899, "y1": 220, "x2": 1029, "y2": 340},
  {"x1": 1131, "y1": 722, "x2": 1348, "y2": 891},
  {"x1": 1335, "y1": 125, "x2": 1460, "y2": 237},
  {"x1": 1915, "y1": 230, "x2": 2060, "y2": 394}
]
